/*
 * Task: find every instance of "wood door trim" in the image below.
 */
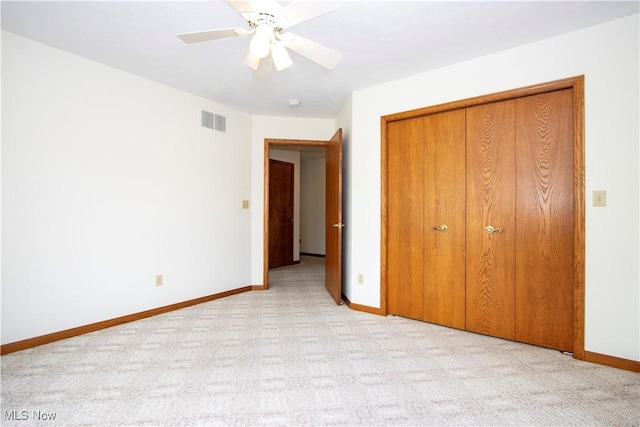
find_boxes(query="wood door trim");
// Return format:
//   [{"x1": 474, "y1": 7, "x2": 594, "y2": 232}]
[
  {"x1": 263, "y1": 138, "x2": 330, "y2": 289},
  {"x1": 381, "y1": 75, "x2": 585, "y2": 360},
  {"x1": 383, "y1": 76, "x2": 583, "y2": 122}
]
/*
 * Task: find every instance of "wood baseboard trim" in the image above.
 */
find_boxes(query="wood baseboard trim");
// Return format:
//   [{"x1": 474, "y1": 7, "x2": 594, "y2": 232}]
[
  {"x1": 11, "y1": 286, "x2": 635, "y2": 374},
  {"x1": 342, "y1": 293, "x2": 386, "y2": 316},
  {"x1": 0, "y1": 286, "x2": 253, "y2": 355},
  {"x1": 583, "y1": 350, "x2": 640, "y2": 373}
]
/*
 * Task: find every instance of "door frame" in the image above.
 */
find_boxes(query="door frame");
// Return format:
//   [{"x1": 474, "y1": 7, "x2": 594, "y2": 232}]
[
  {"x1": 380, "y1": 76, "x2": 585, "y2": 360},
  {"x1": 263, "y1": 137, "x2": 329, "y2": 289}
]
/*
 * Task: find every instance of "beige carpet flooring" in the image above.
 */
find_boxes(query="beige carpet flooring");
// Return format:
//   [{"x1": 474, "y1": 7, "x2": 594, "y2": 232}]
[{"x1": 1, "y1": 256, "x2": 639, "y2": 426}]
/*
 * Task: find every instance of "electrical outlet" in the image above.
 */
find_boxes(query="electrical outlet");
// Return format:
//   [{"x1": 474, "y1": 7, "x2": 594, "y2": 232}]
[
  {"x1": 155, "y1": 275, "x2": 163, "y2": 286},
  {"x1": 357, "y1": 273, "x2": 365, "y2": 285},
  {"x1": 593, "y1": 190, "x2": 607, "y2": 207}
]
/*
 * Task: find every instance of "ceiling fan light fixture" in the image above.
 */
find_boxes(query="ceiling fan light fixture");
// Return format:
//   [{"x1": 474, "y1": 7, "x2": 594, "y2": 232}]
[
  {"x1": 249, "y1": 24, "x2": 273, "y2": 59},
  {"x1": 243, "y1": 50, "x2": 261, "y2": 71},
  {"x1": 271, "y1": 41, "x2": 293, "y2": 71},
  {"x1": 177, "y1": 2, "x2": 343, "y2": 71}
]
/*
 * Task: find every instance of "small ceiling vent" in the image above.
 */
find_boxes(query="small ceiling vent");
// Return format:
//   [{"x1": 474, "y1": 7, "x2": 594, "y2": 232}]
[{"x1": 201, "y1": 110, "x2": 226, "y2": 132}]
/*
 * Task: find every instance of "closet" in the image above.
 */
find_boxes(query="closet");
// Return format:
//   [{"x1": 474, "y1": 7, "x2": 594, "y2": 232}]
[{"x1": 385, "y1": 84, "x2": 576, "y2": 353}]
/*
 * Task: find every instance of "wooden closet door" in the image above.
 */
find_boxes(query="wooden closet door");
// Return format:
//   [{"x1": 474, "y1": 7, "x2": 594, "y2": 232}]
[
  {"x1": 466, "y1": 101, "x2": 517, "y2": 340},
  {"x1": 423, "y1": 110, "x2": 466, "y2": 329},
  {"x1": 515, "y1": 89, "x2": 574, "y2": 352},
  {"x1": 387, "y1": 117, "x2": 425, "y2": 319}
]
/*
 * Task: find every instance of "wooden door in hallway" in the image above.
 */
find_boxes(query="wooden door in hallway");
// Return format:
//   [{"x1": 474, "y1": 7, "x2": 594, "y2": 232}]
[{"x1": 269, "y1": 159, "x2": 294, "y2": 269}]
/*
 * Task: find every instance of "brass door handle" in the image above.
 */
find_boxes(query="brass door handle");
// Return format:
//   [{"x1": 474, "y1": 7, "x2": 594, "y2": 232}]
[
  {"x1": 332, "y1": 223, "x2": 345, "y2": 229},
  {"x1": 485, "y1": 226, "x2": 503, "y2": 234},
  {"x1": 432, "y1": 224, "x2": 448, "y2": 232}
]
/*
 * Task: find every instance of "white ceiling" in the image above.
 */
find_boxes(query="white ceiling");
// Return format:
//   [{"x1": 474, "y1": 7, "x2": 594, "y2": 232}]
[{"x1": 2, "y1": 1, "x2": 638, "y2": 118}]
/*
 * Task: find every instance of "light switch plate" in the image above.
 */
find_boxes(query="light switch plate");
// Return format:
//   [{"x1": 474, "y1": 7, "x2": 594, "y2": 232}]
[
  {"x1": 242, "y1": 200, "x2": 250, "y2": 209},
  {"x1": 593, "y1": 190, "x2": 606, "y2": 207}
]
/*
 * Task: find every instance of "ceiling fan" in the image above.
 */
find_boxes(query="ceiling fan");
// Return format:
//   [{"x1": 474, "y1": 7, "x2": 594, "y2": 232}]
[{"x1": 177, "y1": 0, "x2": 343, "y2": 71}]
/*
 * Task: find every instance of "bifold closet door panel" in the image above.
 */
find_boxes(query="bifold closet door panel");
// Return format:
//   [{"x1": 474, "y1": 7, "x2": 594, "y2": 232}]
[
  {"x1": 423, "y1": 110, "x2": 466, "y2": 329},
  {"x1": 465, "y1": 100, "x2": 517, "y2": 340},
  {"x1": 387, "y1": 118, "x2": 425, "y2": 320},
  {"x1": 515, "y1": 89, "x2": 574, "y2": 352}
]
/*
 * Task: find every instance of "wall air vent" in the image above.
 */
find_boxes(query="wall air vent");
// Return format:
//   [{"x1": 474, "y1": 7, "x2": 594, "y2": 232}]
[
  {"x1": 214, "y1": 114, "x2": 226, "y2": 132},
  {"x1": 201, "y1": 110, "x2": 214, "y2": 129},
  {"x1": 201, "y1": 110, "x2": 226, "y2": 132}
]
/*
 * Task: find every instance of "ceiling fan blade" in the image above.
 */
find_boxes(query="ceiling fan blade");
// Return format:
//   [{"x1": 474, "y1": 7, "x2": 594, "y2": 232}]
[
  {"x1": 227, "y1": 0, "x2": 282, "y2": 14},
  {"x1": 226, "y1": 1, "x2": 255, "y2": 13},
  {"x1": 247, "y1": 0, "x2": 283, "y2": 13},
  {"x1": 177, "y1": 28, "x2": 249, "y2": 44},
  {"x1": 281, "y1": 1, "x2": 342, "y2": 27},
  {"x1": 279, "y1": 32, "x2": 342, "y2": 70}
]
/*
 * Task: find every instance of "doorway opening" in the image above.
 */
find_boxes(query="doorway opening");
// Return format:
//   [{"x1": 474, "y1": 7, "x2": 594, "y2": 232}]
[{"x1": 263, "y1": 130, "x2": 343, "y2": 305}]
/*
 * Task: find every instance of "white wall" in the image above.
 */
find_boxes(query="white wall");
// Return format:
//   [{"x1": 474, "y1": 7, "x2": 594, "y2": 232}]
[
  {"x1": 1, "y1": 31, "x2": 253, "y2": 344},
  {"x1": 269, "y1": 149, "x2": 301, "y2": 261},
  {"x1": 345, "y1": 15, "x2": 640, "y2": 361},
  {"x1": 300, "y1": 157, "x2": 326, "y2": 255},
  {"x1": 250, "y1": 116, "x2": 335, "y2": 284}
]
